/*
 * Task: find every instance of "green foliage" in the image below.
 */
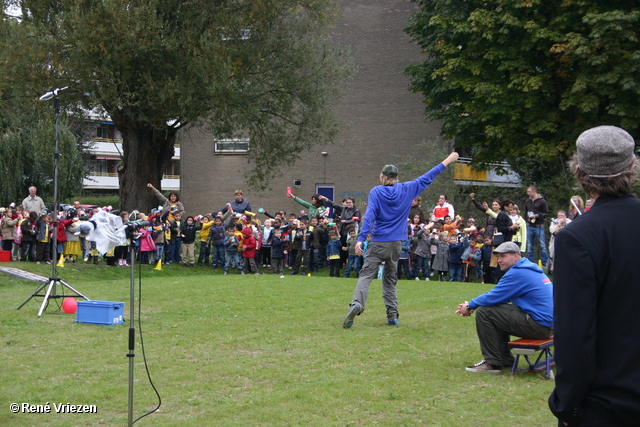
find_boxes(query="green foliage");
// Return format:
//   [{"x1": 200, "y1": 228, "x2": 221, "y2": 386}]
[
  {"x1": 14, "y1": 0, "x2": 354, "y2": 211},
  {"x1": 0, "y1": 111, "x2": 85, "y2": 206},
  {"x1": 0, "y1": 10, "x2": 86, "y2": 206},
  {"x1": 405, "y1": 0, "x2": 640, "y2": 170},
  {"x1": 392, "y1": 138, "x2": 581, "y2": 224},
  {"x1": 64, "y1": 195, "x2": 120, "y2": 209},
  {"x1": 393, "y1": 138, "x2": 457, "y2": 211}
]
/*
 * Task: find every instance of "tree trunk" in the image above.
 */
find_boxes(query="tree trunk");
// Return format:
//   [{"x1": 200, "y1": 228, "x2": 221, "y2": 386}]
[{"x1": 114, "y1": 116, "x2": 177, "y2": 214}]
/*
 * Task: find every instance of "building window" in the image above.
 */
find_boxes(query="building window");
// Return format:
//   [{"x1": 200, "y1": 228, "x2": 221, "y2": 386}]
[
  {"x1": 215, "y1": 138, "x2": 250, "y2": 154},
  {"x1": 96, "y1": 122, "x2": 118, "y2": 140}
]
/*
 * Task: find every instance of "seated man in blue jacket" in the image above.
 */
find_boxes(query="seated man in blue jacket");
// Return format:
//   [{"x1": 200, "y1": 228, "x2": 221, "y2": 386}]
[{"x1": 455, "y1": 241, "x2": 554, "y2": 373}]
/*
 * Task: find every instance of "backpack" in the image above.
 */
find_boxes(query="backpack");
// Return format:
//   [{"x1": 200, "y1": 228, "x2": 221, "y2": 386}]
[
  {"x1": 461, "y1": 245, "x2": 472, "y2": 261},
  {"x1": 472, "y1": 247, "x2": 482, "y2": 264}
]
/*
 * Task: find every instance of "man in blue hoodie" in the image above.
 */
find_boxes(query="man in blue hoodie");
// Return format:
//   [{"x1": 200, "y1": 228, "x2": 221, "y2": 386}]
[
  {"x1": 455, "y1": 241, "x2": 553, "y2": 373},
  {"x1": 342, "y1": 151, "x2": 459, "y2": 329}
]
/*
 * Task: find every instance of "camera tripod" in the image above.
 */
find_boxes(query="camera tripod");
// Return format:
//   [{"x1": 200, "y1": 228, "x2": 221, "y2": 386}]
[{"x1": 17, "y1": 275, "x2": 89, "y2": 317}]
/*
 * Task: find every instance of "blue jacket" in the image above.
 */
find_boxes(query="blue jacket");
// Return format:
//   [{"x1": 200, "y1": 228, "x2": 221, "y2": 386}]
[
  {"x1": 359, "y1": 163, "x2": 445, "y2": 243},
  {"x1": 223, "y1": 235, "x2": 239, "y2": 253},
  {"x1": 326, "y1": 239, "x2": 342, "y2": 258},
  {"x1": 208, "y1": 224, "x2": 226, "y2": 246},
  {"x1": 448, "y1": 239, "x2": 465, "y2": 264},
  {"x1": 480, "y1": 244, "x2": 493, "y2": 262},
  {"x1": 400, "y1": 239, "x2": 411, "y2": 259},
  {"x1": 468, "y1": 258, "x2": 553, "y2": 327}
]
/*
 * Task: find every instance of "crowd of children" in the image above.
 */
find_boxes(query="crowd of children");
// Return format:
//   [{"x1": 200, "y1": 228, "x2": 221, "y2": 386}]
[{"x1": 0, "y1": 189, "x2": 577, "y2": 283}]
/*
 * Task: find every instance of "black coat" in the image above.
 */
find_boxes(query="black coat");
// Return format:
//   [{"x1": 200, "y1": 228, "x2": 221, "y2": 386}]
[
  {"x1": 271, "y1": 236, "x2": 285, "y2": 259},
  {"x1": 549, "y1": 193, "x2": 640, "y2": 425}
]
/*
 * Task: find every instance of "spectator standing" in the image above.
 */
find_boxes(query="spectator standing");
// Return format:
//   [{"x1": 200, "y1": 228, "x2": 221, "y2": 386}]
[
  {"x1": 343, "y1": 229, "x2": 360, "y2": 278},
  {"x1": 21, "y1": 187, "x2": 46, "y2": 215},
  {"x1": 326, "y1": 230, "x2": 342, "y2": 277},
  {"x1": 180, "y1": 216, "x2": 197, "y2": 267},
  {"x1": 409, "y1": 223, "x2": 434, "y2": 281},
  {"x1": 396, "y1": 238, "x2": 412, "y2": 280},
  {"x1": 433, "y1": 194, "x2": 455, "y2": 221},
  {"x1": 431, "y1": 231, "x2": 450, "y2": 281},
  {"x1": 20, "y1": 211, "x2": 38, "y2": 262},
  {"x1": 63, "y1": 215, "x2": 82, "y2": 262},
  {"x1": 223, "y1": 226, "x2": 242, "y2": 274},
  {"x1": 147, "y1": 183, "x2": 185, "y2": 221},
  {"x1": 270, "y1": 228, "x2": 285, "y2": 275},
  {"x1": 219, "y1": 189, "x2": 252, "y2": 215},
  {"x1": 1, "y1": 208, "x2": 19, "y2": 253},
  {"x1": 196, "y1": 215, "x2": 213, "y2": 266},
  {"x1": 260, "y1": 219, "x2": 273, "y2": 268},
  {"x1": 549, "y1": 125, "x2": 640, "y2": 426},
  {"x1": 470, "y1": 193, "x2": 500, "y2": 237},
  {"x1": 508, "y1": 205, "x2": 527, "y2": 253},
  {"x1": 567, "y1": 195, "x2": 584, "y2": 220},
  {"x1": 448, "y1": 235, "x2": 466, "y2": 282},
  {"x1": 409, "y1": 196, "x2": 426, "y2": 223},
  {"x1": 208, "y1": 216, "x2": 226, "y2": 268},
  {"x1": 318, "y1": 196, "x2": 361, "y2": 265},
  {"x1": 35, "y1": 212, "x2": 52, "y2": 264},
  {"x1": 312, "y1": 217, "x2": 328, "y2": 270},
  {"x1": 524, "y1": 185, "x2": 550, "y2": 268},
  {"x1": 291, "y1": 220, "x2": 312, "y2": 275},
  {"x1": 547, "y1": 210, "x2": 571, "y2": 271},
  {"x1": 479, "y1": 235, "x2": 495, "y2": 284},
  {"x1": 240, "y1": 226, "x2": 259, "y2": 275},
  {"x1": 288, "y1": 192, "x2": 327, "y2": 218}
]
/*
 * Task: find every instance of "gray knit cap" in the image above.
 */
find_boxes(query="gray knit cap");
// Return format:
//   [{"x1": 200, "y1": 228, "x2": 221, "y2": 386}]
[{"x1": 576, "y1": 126, "x2": 636, "y2": 178}]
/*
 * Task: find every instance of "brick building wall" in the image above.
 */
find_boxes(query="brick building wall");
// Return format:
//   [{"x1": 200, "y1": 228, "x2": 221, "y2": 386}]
[{"x1": 180, "y1": 0, "x2": 443, "y2": 218}]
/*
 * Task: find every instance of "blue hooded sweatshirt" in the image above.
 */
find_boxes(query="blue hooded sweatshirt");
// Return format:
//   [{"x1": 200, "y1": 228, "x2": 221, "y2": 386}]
[
  {"x1": 358, "y1": 163, "x2": 446, "y2": 243},
  {"x1": 468, "y1": 257, "x2": 553, "y2": 327}
]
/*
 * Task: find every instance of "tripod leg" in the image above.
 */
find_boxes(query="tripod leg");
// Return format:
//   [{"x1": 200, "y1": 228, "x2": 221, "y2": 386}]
[
  {"x1": 16, "y1": 281, "x2": 49, "y2": 310},
  {"x1": 58, "y1": 280, "x2": 90, "y2": 301},
  {"x1": 37, "y1": 280, "x2": 56, "y2": 317}
]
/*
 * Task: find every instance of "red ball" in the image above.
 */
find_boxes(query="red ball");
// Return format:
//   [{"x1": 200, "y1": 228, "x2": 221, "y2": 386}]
[{"x1": 62, "y1": 297, "x2": 78, "y2": 314}]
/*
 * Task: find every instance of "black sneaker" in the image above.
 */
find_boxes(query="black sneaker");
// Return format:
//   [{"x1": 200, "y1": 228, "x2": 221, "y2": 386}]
[
  {"x1": 343, "y1": 303, "x2": 362, "y2": 329},
  {"x1": 465, "y1": 360, "x2": 502, "y2": 373}
]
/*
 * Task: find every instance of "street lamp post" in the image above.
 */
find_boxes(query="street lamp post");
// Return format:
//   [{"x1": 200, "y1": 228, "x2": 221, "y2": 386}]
[{"x1": 17, "y1": 87, "x2": 89, "y2": 316}]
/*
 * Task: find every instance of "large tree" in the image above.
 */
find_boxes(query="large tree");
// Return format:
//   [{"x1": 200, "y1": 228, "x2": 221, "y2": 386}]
[
  {"x1": 16, "y1": 0, "x2": 352, "y2": 212},
  {"x1": 0, "y1": 8, "x2": 85, "y2": 206},
  {"x1": 405, "y1": 0, "x2": 640, "y2": 172}
]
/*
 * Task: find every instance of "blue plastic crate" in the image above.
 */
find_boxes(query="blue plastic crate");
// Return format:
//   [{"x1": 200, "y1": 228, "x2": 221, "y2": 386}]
[{"x1": 76, "y1": 300, "x2": 125, "y2": 325}]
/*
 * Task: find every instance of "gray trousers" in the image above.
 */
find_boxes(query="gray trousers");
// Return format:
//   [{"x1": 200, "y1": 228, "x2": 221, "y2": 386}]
[
  {"x1": 352, "y1": 241, "x2": 402, "y2": 320},
  {"x1": 475, "y1": 304, "x2": 553, "y2": 367}
]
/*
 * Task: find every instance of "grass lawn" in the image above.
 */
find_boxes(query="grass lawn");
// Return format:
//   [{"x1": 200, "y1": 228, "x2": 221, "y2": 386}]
[{"x1": 0, "y1": 262, "x2": 557, "y2": 426}]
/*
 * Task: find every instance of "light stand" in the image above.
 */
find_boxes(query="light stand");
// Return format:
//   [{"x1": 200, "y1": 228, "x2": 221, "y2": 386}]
[
  {"x1": 127, "y1": 232, "x2": 136, "y2": 426},
  {"x1": 122, "y1": 220, "x2": 157, "y2": 426},
  {"x1": 16, "y1": 87, "x2": 89, "y2": 316}
]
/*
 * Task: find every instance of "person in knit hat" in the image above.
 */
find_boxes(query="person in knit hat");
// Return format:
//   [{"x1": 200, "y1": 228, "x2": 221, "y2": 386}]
[
  {"x1": 342, "y1": 153, "x2": 459, "y2": 329},
  {"x1": 549, "y1": 126, "x2": 640, "y2": 426}
]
